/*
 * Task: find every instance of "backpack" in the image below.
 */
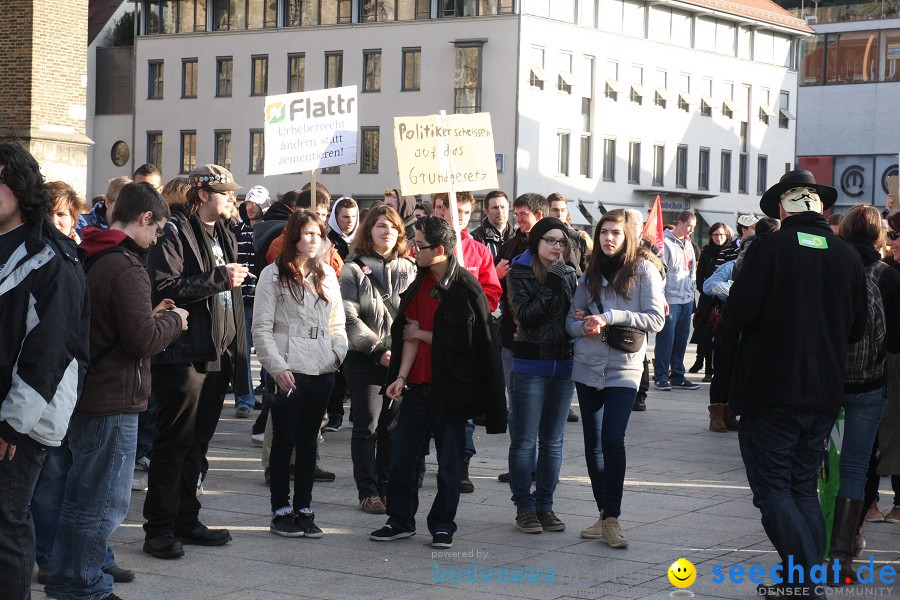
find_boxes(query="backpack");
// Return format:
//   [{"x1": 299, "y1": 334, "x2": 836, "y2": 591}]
[{"x1": 846, "y1": 260, "x2": 888, "y2": 384}]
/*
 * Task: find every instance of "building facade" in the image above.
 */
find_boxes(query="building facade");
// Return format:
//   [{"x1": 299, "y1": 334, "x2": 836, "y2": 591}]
[{"x1": 89, "y1": 0, "x2": 809, "y2": 232}]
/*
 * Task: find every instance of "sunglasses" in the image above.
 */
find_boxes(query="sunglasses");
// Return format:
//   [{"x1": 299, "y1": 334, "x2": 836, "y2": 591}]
[{"x1": 888, "y1": 231, "x2": 900, "y2": 241}]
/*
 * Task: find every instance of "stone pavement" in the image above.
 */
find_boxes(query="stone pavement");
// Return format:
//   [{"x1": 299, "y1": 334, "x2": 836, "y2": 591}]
[{"x1": 34, "y1": 352, "x2": 900, "y2": 600}]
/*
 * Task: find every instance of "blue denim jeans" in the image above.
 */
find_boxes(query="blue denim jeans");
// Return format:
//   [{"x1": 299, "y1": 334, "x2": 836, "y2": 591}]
[
  {"x1": 739, "y1": 407, "x2": 834, "y2": 598},
  {"x1": 508, "y1": 372, "x2": 574, "y2": 513},
  {"x1": 31, "y1": 439, "x2": 71, "y2": 570},
  {"x1": 235, "y1": 304, "x2": 256, "y2": 411},
  {"x1": 386, "y1": 384, "x2": 466, "y2": 535},
  {"x1": 576, "y1": 384, "x2": 633, "y2": 518},
  {"x1": 653, "y1": 301, "x2": 693, "y2": 384},
  {"x1": 46, "y1": 413, "x2": 138, "y2": 600},
  {"x1": 839, "y1": 387, "x2": 888, "y2": 500}
]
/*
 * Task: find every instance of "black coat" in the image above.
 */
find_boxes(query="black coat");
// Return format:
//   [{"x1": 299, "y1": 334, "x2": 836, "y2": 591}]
[
  {"x1": 724, "y1": 212, "x2": 866, "y2": 417},
  {"x1": 507, "y1": 255, "x2": 576, "y2": 360},
  {"x1": 691, "y1": 242, "x2": 726, "y2": 345},
  {"x1": 386, "y1": 257, "x2": 507, "y2": 434}
]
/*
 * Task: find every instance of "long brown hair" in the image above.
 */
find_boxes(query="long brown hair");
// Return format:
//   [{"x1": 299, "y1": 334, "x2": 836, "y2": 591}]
[
  {"x1": 840, "y1": 204, "x2": 885, "y2": 248},
  {"x1": 276, "y1": 209, "x2": 329, "y2": 305},
  {"x1": 352, "y1": 204, "x2": 409, "y2": 258},
  {"x1": 586, "y1": 209, "x2": 640, "y2": 300}
]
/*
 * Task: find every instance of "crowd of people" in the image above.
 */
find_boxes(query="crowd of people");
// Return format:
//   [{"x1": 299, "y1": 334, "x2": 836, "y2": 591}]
[{"x1": 0, "y1": 140, "x2": 899, "y2": 600}]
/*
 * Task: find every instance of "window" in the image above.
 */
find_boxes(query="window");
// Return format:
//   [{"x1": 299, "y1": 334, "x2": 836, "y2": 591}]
[
  {"x1": 700, "y1": 78, "x2": 712, "y2": 116},
  {"x1": 249, "y1": 129, "x2": 264, "y2": 173},
  {"x1": 251, "y1": 55, "x2": 268, "y2": 96},
  {"x1": 557, "y1": 131, "x2": 570, "y2": 176},
  {"x1": 722, "y1": 80, "x2": 734, "y2": 118},
  {"x1": 720, "y1": 150, "x2": 732, "y2": 192},
  {"x1": 285, "y1": 0, "x2": 352, "y2": 25},
  {"x1": 147, "y1": 131, "x2": 163, "y2": 169},
  {"x1": 216, "y1": 56, "x2": 233, "y2": 97},
  {"x1": 652, "y1": 144, "x2": 664, "y2": 186},
  {"x1": 321, "y1": 165, "x2": 340, "y2": 174},
  {"x1": 603, "y1": 138, "x2": 616, "y2": 182},
  {"x1": 214, "y1": 130, "x2": 231, "y2": 171},
  {"x1": 145, "y1": 0, "x2": 207, "y2": 34},
  {"x1": 287, "y1": 53, "x2": 305, "y2": 93},
  {"x1": 180, "y1": 130, "x2": 197, "y2": 174},
  {"x1": 738, "y1": 153, "x2": 748, "y2": 194},
  {"x1": 779, "y1": 91, "x2": 791, "y2": 128},
  {"x1": 677, "y1": 73, "x2": 690, "y2": 112},
  {"x1": 558, "y1": 52, "x2": 573, "y2": 94},
  {"x1": 628, "y1": 141, "x2": 641, "y2": 184},
  {"x1": 363, "y1": 50, "x2": 382, "y2": 93},
  {"x1": 757, "y1": 155, "x2": 768, "y2": 195},
  {"x1": 740, "y1": 121, "x2": 748, "y2": 153},
  {"x1": 361, "y1": 0, "x2": 398, "y2": 21},
  {"x1": 676, "y1": 145, "x2": 687, "y2": 188},
  {"x1": 149, "y1": 60, "x2": 164, "y2": 99},
  {"x1": 823, "y1": 32, "x2": 880, "y2": 84},
  {"x1": 402, "y1": 48, "x2": 421, "y2": 91},
  {"x1": 182, "y1": 58, "x2": 197, "y2": 98},
  {"x1": 214, "y1": 0, "x2": 278, "y2": 30},
  {"x1": 580, "y1": 135, "x2": 592, "y2": 178},
  {"x1": 654, "y1": 69, "x2": 667, "y2": 108},
  {"x1": 581, "y1": 97, "x2": 592, "y2": 132},
  {"x1": 361, "y1": 127, "x2": 380, "y2": 173},
  {"x1": 454, "y1": 43, "x2": 482, "y2": 113},
  {"x1": 604, "y1": 60, "x2": 619, "y2": 101},
  {"x1": 530, "y1": 46, "x2": 545, "y2": 90},
  {"x1": 325, "y1": 51, "x2": 343, "y2": 88},
  {"x1": 698, "y1": 147, "x2": 710, "y2": 190},
  {"x1": 630, "y1": 65, "x2": 643, "y2": 105},
  {"x1": 441, "y1": 0, "x2": 514, "y2": 16},
  {"x1": 759, "y1": 87, "x2": 771, "y2": 124}
]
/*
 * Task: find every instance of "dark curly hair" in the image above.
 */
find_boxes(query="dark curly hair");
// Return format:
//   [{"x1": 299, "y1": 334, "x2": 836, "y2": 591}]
[{"x1": 0, "y1": 142, "x2": 50, "y2": 224}]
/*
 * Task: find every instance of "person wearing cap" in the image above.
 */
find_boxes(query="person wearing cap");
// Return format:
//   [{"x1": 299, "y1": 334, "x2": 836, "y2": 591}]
[
  {"x1": 143, "y1": 164, "x2": 251, "y2": 559},
  {"x1": 715, "y1": 213, "x2": 759, "y2": 269},
  {"x1": 724, "y1": 169, "x2": 867, "y2": 598}
]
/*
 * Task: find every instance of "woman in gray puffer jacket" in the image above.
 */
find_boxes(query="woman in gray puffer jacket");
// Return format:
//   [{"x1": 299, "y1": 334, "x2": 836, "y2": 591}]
[
  {"x1": 339, "y1": 204, "x2": 417, "y2": 514},
  {"x1": 565, "y1": 209, "x2": 665, "y2": 550}
]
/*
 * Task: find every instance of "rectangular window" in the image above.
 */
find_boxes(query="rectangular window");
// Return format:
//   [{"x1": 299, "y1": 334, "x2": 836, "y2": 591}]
[
  {"x1": 740, "y1": 121, "x2": 748, "y2": 153},
  {"x1": 628, "y1": 141, "x2": 641, "y2": 184},
  {"x1": 180, "y1": 130, "x2": 197, "y2": 174},
  {"x1": 249, "y1": 129, "x2": 264, "y2": 173},
  {"x1": 824, "y1": 31, "x2": 879, "y2": 84},
  {"x1": 603, "y1": 138, "x2": 616, "y2": 182},
  {"x1": 216, "y1": 56, "x2": 233, "y2": 97},
  {"x1": 558, "y1": 52, "x2": 573, "y2": 94},
  {"x1": 557, "y1": 131, "x2": 570, "y2": 176},
  {"x1": 654, "y1": 69, "x2": 667, "y2": 108},
  {"x1": 149, "y1": 60, "x2": 164, "y2": 99},
  {"x1": 287, "y1": 53, "x2": 305, "y2": 93},
  {"x1": 325, "y1": 51, "x2": 343, "y2": 88},
  {"x1": 580, "y1": 135, "x2": 592, "y2": 178},
  {"x1": 722, "y1": 80, "x2": 734, "y2": 118},
  {"x1": 454, "y1": 43, "x2": 482, "y2": 113},
  {"x1": 698, "y1": 147, "x2": 710, "y2": 190},
  {"x1": 361, "y1": 127, "x2": 380, "y2": 173},
  {"x1": 757, "y1": 155, "x2": 768, "y2": 195},
  {"x1": 441, "y1": 0, "x2": 514, "y2": 16},
  {"x1": 779, "y1": 91, "x2": 791, "y2": 128},
  {"x1": 402, "y1": 47, "x2": 421, "y2": 91},
  {"x1": 363, "y1": 50, "x2": 382, "y2": 93},
  {"x1": 147, "y1": 131, "x2": 163, "y2": 169},
  {"x1": 630, "y1": 64, "x2": 643, "y2": 105},
  {"x1": 738, "y1": 153, "x2": 748, "y2": 194},
  {"x1": 530, "y1": 46, "x2": 545, "y2": 90},
  {"x1": 214, "y1": 0, "x2": 247, "y2": 30},
  {"x1": 214, "y1": 130, "x2": 232, "y2": 171},
  {"x1": 251, "y1": 55, "x2": 268, "y2": 96},
  {"x1": 676, "y1": 145, "x2": 687, "y2": 188},
  {"x1": 604, "y1": 60, "x2": 619, "y2": 101},
  {"x1": 677, "y1": 73, "x2": 691, "y2": 112},
  {"x1": 182, "y1": 58, "x2": 197, "y2": 98},
  {"x1": 652, "y1": 144, "x2": 664, "y2": 186},
  {"x1": 720, "y1": 150, "x2": 732, "y2": 192},
  {"x1": 700, "y1": 79, "x2": 712, "y2": 116},
  {"x1": 581, "y1": 97, "x2": 592, "y2": 132}
]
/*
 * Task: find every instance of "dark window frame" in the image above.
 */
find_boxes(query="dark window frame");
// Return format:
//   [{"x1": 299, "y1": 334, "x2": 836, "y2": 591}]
[
  {"x1": 402, "y1": 47, "x2": 421, "y2": 91},
  {"x1": 182, "y1": 58, "x2": 198, "y2": 98},
  {"x1": 148, "y1": 60, "x2": 164, "y2": 99},
  {"x1": 363, "y1": 49, "x2": 382, "y2": 93},
  {"x1": 216, "y1": 56, "x2": 233, "y2": 97},
  {"x1": 251, "y1": 55, "x2": 269, "y2": 96},
  {"x1": 249, "y1": 129, "x2": 265, "y2": 174},
  {"x1": 325, "y1": 51, "x2": 343, "y2": 88},
  {"x1": 360, "y1": 126, "x2": 380, "y2": 174},
  {"x1": 287, "y1": 52, "x2": 305, "y2": 93},
  {"x1": 179, "y1": 129, "x2": 197, "y2": 174}
]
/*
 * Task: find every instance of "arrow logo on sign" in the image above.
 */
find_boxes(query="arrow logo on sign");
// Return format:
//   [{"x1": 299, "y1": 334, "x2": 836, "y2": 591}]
[{"x1": 265, "y1": 102, "x2": 286, "y2": 124}]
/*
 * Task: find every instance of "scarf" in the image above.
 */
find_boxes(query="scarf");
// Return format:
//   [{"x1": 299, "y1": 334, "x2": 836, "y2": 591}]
[{"x1": 594, "y1": 249, "x2": 625, "y2": 284}]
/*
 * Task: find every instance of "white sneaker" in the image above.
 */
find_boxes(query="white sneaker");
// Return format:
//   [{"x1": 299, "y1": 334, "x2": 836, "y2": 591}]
[
  {"x1": 135, "y1": 456, "x2": 151, "y2": 471},
  {"x1": 132, "y1": 471, "x2": 149, "y2": 491},
  {"x1": 251, "y1": 433, "x2": 264, "y2": 447}
]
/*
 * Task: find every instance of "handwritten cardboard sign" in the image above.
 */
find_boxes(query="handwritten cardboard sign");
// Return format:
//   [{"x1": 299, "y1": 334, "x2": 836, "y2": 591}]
[
  {"x1": 263, "y1": 86, "x2": 358, "y2": 176},
  {"x1": 393, "y1": 112, "x2": 499, "y2": 195}
]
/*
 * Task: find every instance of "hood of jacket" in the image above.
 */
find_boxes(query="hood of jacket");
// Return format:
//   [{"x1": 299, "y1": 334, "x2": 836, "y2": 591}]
[
  {"x1": 264, "y1": 201, "x2": 295, "y2": 222},
  {"x1": 848, "y1": 235, "x2": 882, "y2": 267},
  {"x1": 80, "y1": 227, "x2": 130, "y2": 259},
  {"x1": 512, "y1": 249, "x2": 534, "y2": 267},
  {"x1": 327, "y1": 197, "x2": 359, "y2": 245}
]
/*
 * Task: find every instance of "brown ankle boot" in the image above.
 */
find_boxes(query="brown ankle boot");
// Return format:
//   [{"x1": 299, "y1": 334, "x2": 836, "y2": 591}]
[
  {"x1": 723, "y1": 404, "x2": 739, "y2": 431},
  {"x1": 708, "y1": 404, "x2": 727, "y2": 432}
]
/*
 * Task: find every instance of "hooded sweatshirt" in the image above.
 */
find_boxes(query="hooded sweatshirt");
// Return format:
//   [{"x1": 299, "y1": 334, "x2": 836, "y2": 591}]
[
  {"x1": 662, "y1": 229, "x2": 696, "y2": 304},
  {"x1": 327, "y1": 197, "x2": 359, "y2": 260}
]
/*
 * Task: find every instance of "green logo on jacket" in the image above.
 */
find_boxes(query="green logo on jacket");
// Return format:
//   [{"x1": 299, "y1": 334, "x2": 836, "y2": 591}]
[{"x1": 797, "y1": 232, "x2": 828, "y2": 250}]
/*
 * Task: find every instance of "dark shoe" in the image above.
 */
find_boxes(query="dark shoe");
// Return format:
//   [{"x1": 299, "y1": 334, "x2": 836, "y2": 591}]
[
  {"x1": 360, "y1": 496, "x2": 387, "y2": 514},
  {"x1": 472, "y1": 415, "x2": 486, "y2": 426},
  {"x1": 654, "y1": 380, "x2": 672, "y2": 391},
  {"x1": 688, "y1": 360, "x2": 703, "y2": 373},
  {"x1": 271, "y1": 512, "x2": 305, "y2": 537},
  {"x1": 498, "y1": 471, "x2": 510, "y2": 482},
  {"x1": 417, "y1": 468, "x2": 425, "y2": 489},
  {"x1": 536, "y1": 509, "x2": 566, "y2": 532},
  {"x1": 235, "y1": 406, "x2": 251, "y2": 418},
  {"x1": 264, "y1": 466, "x2": 271, "y2": 486},
  {"x1": 103, "y1": 594, "x2": 125, "y2": 600},
  {"x1": 701, "y1": 375, "x2": 713, "y2": 382},
  {"x1": 670, "y1": 380, "x2": 700, "y2": 390},
  {"x1": 322, "y1": 415, "x2": 343, "y2": 432},
  {"x1": 632, "y1": 395, "x2": 646, "y2": 412},
  {"x1": 103, "y1": 564, "x2": 135, "y2": 583},
  {"x1": 174, "y1": 523, "x2": 232, "y2": 546},
  {"x1": 724, "y1": 405, "x2": 739, "y2": 431},
  {"x1": 254, "y1": 383, "x2": 266, "y2": 395},
  {"x1": 567, "y1": 409, "x2": 579, "y2": 422},
  {"x1": 369, "y1": 525, "x2": 416, "y2": 541},
  {"x1": 314, "y1": 465, "x2": 336, "y2": 482},
  {"x1": 461, "y1": 455, "x2": 474, "y2": 493},
  {"x1": 828, "y1": 497, "x2": 864, "y2": 586},
  {"x1": 143, "y1": 534, "x2": 185, "y2": 559},
  {"x1": 516, "y1": 511, "x2": 543, "y2": 534},
  {"x1": 294, "y1": 511, "x2": 323, "y2": 539},
  {"x1": 432, "y1": 532, "x2": 453, "y2": 548},
  {"x1": 37, "y1": 567, "x2": 47, "y2": 584}
]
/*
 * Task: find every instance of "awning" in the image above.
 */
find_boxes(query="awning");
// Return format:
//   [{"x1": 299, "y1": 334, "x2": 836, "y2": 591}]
[
  {"x1": 700, "y1": 95, "x2": 715, "y2": 108},
  {"x1": 601, "y1": 201, "x2": 643, "y2": 214},
  {"x1": 655, "y1": 87, "x2": 671, "y2": 102},
  {"x1": 605, "y1": 79, "x2": 622, "y2": 93},
  {"x1": 779, "y1": 108, "x2": 795, "y2": 120},
  {"x1": 759, "y1": 104, "x2": 776, "y2": 118},
  {"x1": 697, "y1": 210, "x2": 735, "y2": 227},
  {"x1": 567, "y1": 201, "x2": 590, "y2": 226},
  {"x1": 558, "y1": 71, "x2": 574, "y2": 86},
  {"x1": 530, "y1": 67, "x2": 545, "y2": 81},
  {"x1": 578, "y1": 200, "x2": 604, "y2": 223},
  {"x1": 631, "y1": 82, "x2": 645, "y2": 97},
  {"x1": 722, "y1": 98, "x2": 736, "y2": 112},
  {"x1": 678, "y1": 91, "x2": 694, "y2": 105}
]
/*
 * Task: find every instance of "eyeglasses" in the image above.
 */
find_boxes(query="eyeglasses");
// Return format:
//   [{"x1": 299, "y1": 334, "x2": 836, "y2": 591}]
[
  {"x1": 541, "y1": 236, "x2": 568, "y2": 247},
  {"x1": 888, "y1": 231, "x2": 900, "y2": 241},
  {"x1": 154, "y1": 222, "x2": 166, "y2": 238},
  {"x1": 414, "y1": 243, "x2": 437, "y2": 251}
]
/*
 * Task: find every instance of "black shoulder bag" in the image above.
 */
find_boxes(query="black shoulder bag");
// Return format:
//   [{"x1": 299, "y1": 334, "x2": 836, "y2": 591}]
[{"x1": 590, "y1": 299, "x2": 646, "y2": 354}]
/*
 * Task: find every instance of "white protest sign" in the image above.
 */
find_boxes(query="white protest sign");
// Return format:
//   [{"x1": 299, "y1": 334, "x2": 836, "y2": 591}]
[
  {"x1": 263, "y1": 86, "x2": 358, "y2": 176},
  {"x1": 393, "y1": 112, "x2": 499, "y2": 196}
]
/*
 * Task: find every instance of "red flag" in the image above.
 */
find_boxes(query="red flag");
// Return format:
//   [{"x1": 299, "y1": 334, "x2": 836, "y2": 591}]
[{"x1": 642, "y1": 195, "x2": 664, "y2": 250}]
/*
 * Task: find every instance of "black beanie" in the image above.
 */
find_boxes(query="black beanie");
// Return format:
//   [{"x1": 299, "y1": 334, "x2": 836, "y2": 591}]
[{"x1": 527, "y1": 218, "x2": 568, "y2": 255}]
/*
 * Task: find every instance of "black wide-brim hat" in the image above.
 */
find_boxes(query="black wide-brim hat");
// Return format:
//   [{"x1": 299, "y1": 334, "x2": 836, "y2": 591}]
[{"x1": 759, "y1": 169, "x2": 837, "y2": 218}]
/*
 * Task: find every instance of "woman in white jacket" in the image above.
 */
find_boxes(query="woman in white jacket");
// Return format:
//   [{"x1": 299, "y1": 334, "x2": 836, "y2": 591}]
[{"x1": 253, "y1": 209, "x2": 348, "y2": 539}]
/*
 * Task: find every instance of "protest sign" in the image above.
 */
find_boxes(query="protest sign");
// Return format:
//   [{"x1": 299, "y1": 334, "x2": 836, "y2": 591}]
[
  {"x1": 264, "y1": 86, "x2": 358, "y2": 177},
  {"x1": 393, "y1": 112, "x2": 499, "y2": 196}
]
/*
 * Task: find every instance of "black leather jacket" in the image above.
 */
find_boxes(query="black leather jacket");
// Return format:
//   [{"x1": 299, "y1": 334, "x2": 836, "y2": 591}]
[{"x1": 507, "y1": 255, "x2": 576, "y2": 361}]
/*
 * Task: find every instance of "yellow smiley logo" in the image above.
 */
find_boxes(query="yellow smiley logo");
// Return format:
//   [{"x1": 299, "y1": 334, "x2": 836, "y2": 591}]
[{"x1": 668, "y1": 558, "x2": 696, "y2": 588}]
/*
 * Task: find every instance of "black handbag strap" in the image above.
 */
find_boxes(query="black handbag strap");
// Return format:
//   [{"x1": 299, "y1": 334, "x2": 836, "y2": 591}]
[{"x1": 354, "y1": 257, "x2": 397, "y2": 319}]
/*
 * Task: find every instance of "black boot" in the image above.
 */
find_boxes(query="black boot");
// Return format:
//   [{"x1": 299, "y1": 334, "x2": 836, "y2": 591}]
[
  {"x1": 461, "y1": 455, "x2": 474, "y2": 493},
  {"x1": 828, "y1": 497, "x2": 864, "y2": 586}
]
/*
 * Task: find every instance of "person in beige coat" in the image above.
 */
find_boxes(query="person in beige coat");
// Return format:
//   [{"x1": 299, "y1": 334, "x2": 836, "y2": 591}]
[{"x1": 253, "y1": 209, "x2": 348, "y2": 539}]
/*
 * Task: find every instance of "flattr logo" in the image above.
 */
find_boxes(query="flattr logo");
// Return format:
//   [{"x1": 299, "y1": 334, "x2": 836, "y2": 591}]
[{"x1": 266, "y1": 102, "x2": 285, "y2": 124}]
